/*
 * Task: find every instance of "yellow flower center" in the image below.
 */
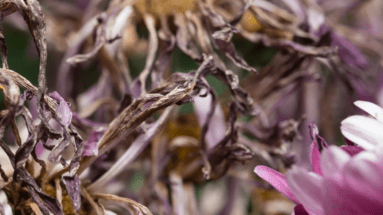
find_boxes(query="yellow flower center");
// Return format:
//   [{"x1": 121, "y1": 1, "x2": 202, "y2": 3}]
[
  {"x1": 241, "y1": 10, "x2": 263, "y2": 32},
  {"x1": 135, "y1": 0, "x2": 198, "y2": 16}
]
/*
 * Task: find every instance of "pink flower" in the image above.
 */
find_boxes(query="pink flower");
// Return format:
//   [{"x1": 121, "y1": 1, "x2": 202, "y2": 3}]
[{"x1": 254, "y1": 100, "x2": 383, "y2": 214}]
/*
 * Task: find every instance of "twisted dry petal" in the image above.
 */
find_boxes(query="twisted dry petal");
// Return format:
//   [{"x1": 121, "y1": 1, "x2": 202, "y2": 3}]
[
  {"x1": 254, "y1": 165, "x2": 299, "y2": 204},
  {"x1": 49, "y1": 91, "x2": 72, "y2": 127},
  {"x1": 320, "y1": 146, "x2": 350, "y2": 182},
  {"x1": 82, "y1": 127, "x2": 106, "y2": 157},
  {"x1": 331, "y1": 31, "x2": 369, "y2": 70},
  {"x1": 286, "y1": 166, "x2": 324, "y2": 215},
  {"x1": 341, "y1": 115, "x2": 383, "y2": 150},
  {"x1": 354, "y1": 101, "x2": 383, "y2": 122},
  {"x1": 193, "y1": 94, "x2": 226, "y2": 150}
]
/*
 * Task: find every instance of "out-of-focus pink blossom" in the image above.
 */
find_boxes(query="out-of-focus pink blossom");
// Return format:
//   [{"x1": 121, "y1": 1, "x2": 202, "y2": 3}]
[
  {"x1": 255, "y1": 100, "x2": 383, "y2": 214},
  {"x1": 287, "y1": 145, "x2": 383, "y2": 215}
]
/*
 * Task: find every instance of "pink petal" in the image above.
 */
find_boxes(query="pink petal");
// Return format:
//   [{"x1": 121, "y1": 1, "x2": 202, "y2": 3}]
[
  {"x1": 322, "y1": 178, "x2": 364, "y2": 215},
  {"x1": 341, "y1": 115, "x2": 383, "y2": 150},
  {"x1": 340, "y1": 145, "x2": 364, "y2": 156},
  {"x1": 286, "y1": 166, "x2": 324, "y2": 215},
  {"x1": 309, "y1": 141, "x2": 322, "y2": 176},
  {"x1": 320, "y1": 146, "x2": 350, "y2": 182},
  {"x1": 354, "y1": 101, "x2": 383, "y2": 123},
  {"x1": 254, "y1": 165, "x2": 299, "y2": 204},
  {"x1": 342, "y1": 151, "x2": 383, "y2": 213},
  {"x1": 293, "y1": 204, "x2": 309, "y2": 215}
]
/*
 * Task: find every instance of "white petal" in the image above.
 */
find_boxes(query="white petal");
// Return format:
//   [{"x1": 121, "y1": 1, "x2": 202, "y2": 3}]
[
  {"x1": 286, "y1": 166, "x2": 324, "y2": 215},
  {"x1": 320, "y1": 146, "x2": 350, "y2": 182},
  {"x1": 354, "y1": 101, "x2": 383, "y2": 122},
  {"x1": 341, "y1": 115, "x2": 383, "y2": 150}
]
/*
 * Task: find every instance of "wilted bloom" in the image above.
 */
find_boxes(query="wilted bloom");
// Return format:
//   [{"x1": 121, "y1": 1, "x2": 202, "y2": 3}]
[{"x1": 255, "y1": 100, "x2": 383, "y2": 214}]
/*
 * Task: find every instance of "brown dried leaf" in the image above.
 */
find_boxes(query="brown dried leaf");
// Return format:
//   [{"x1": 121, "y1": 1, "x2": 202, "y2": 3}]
[
  {"x1": 74, "y1": 57, "x2": 214, "y2": 176},
  {"x1": 93, "y1": 193, "x2": 152, "y2": 215}
]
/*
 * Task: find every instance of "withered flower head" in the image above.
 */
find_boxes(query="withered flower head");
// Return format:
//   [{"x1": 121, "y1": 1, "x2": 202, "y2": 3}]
[{"x1": 0, "y1": 0, "x2": 381, "y2": 214}]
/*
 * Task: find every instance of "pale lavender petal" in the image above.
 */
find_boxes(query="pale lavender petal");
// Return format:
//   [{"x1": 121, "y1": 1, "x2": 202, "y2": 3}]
[
  {"x1": 307, "y1": 7, "x2": 325, "y2": 33},
  {"x1": 320, "y1": 146, "x2": 350, "y2": 182},
  {"x1": 341, "y1": 115, "x2": 383, "y2": 150},
  {"x1": 331, "y1": 31, "x2": 369, "y2": 70},
  {"x1": 286, "y1": 166, "x2": 324, "y2": 215},
  {"x1": 62, "y1": 174, "x2": 81, "y2": 212},
  {"x1": 354, "y1": 101, "x2": 383, "y2": 122},
  {"x1": 82, "y1": 127, "x2": 106, "y2": 157},
  {"x1": 280, "y1": 0, "x2": 305, "y2": 24},
  {"x1": 254, "y1": 166, "x2": 299, "y2": 204},
  {"x1": 309, "y1": 141, "x2": 322, "y2": 176},
  {"x1": 193, "y1": 94, "x2": 226, "y2": 150},
  {"x1": 49, "y1": 91, "x2": 73, "y2": 127}
]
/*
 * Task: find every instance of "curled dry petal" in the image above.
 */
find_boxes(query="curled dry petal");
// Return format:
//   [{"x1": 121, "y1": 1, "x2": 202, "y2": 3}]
[
  {"x1": 49, "y1": 91, "x2": 72, "y2": 128},
  {"x1": 83, "y1": 127, "x2": 106, "y2": 157}
]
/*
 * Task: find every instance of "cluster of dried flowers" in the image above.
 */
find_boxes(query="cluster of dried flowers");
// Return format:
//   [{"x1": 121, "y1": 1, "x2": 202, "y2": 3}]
[{"x1": 0, "y1": 0, "x2": 382, "y2": 214}]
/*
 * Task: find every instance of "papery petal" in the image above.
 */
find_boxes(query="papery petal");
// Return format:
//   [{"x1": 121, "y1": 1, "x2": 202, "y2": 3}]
[
  {"x1": 340, "y1": 145, "x2": 364, "y2": 156},
  {"x1": 286, "y1": 166, "x2": 324, "y2": 215},
  {"x1": 309, "y1": 141, "x2": 322, "y2": 176},
  {"x1": 49, "y1": 91, "x2": 72, "y2": 127},
  {"x1": 62, "y1": 174, "x2": 81, "y2": 211},
  {"x1": 280, "y1": 0, "x2": 305, "y2": 24},
  {"x1": 331, "y1": 32, "x2": 369, "y2": 70},
  {"x1": 193, "y1": 94, "x2": 226, "y2": 150},
  {"x1": 254, "y1": 166, "x2": 299, "y2": 204},
  {"x1": 354, "y1": 101, "x2": 383, "y2": 123},
  {"x1": 82, "y1": 127, "x2": 106, "y2": 157},
  {"x1": 307, "y1": 7, "x2": 325, "y2": 33},
  {"x1": 320, "y1": 146, "x2": 350, "y2": 182},
  {"x1": 341, "y1": 115, "x2": 383, "y2": 150}
]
